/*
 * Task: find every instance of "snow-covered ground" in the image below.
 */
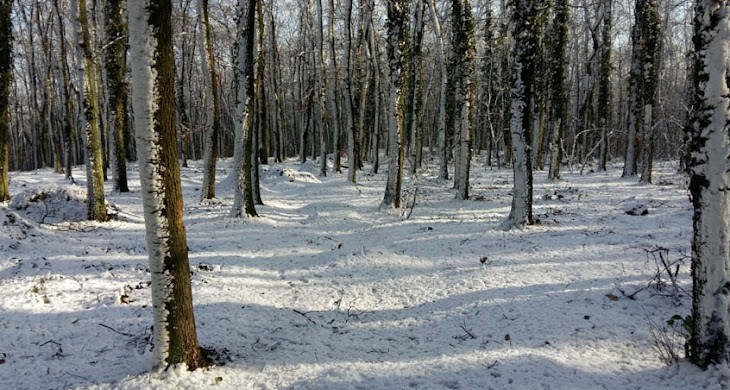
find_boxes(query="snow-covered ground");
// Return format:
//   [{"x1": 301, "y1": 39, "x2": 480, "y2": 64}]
[{"x1": 1, "y1": 156, "x2": 728, "y2": 390}]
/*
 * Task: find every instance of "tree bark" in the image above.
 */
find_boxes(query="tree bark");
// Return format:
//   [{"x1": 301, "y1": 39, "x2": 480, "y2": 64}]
[
  {"x1": 381, "y1": 0, "x2": 407, "y2": 209},
  {"x1": 597, "y1": 0, "x2": 612, "y2": 171},
  {"x1": 687, "y1": 0, "x2": 730, "y2": 368},
  {"x1": 105, "y1": 0, "x2": 130, "y2": 192},
  {"x1": 230, "y1": 0, "x2": 258, "y2": 218},
  {"x1": 0, "y1": 0, "x2": 11, "y2": 201},
  {"x1": 548, "y1": 0, "x2": 568, "y2": 180},
  {"x1": 504, "y1": 0, "x2": 536, "y2": 229},
  {"x1": 74, "y1": 0, "x2": 108, "y2": 222},
  {"x1": 54, "y1": 0, "x2": 75, "y2": 180},
  {"x1": 452, "y1": 0, "x2": 474, "y2": 200},
  {"x1": 425, "y1": 0, "x2": 448, "y2": 180},
  {"x1": 199, "y1": 0, "x2": 222, "y2": 200},
  {"x1": 128, "y1": 0, "x2": 205, "y2": 369}
]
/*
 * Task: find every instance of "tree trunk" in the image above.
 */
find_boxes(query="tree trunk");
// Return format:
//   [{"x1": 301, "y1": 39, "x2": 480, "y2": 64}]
[
  {"x1": 327, "y1": 0, "x2": 341, "y2": 173},
  {"x1": 425, "y1": 0, "x2": 448, "y2": 180},
  {"x1": 548, "y1": 0, "x2": 568, "y2": 180},
  {"x1": 623, "y1": 22, "x2": 641, "y2": 177},
  {"x1": 105, "y1": 0, "x2": 129, "y2": 192},
  {"x1": 0, "y1": 0, "x2": 11, "y2": 201},
  {"x1": 381, "y1": 0, "x2": 407, "y2": 209},
  {"x1": 504, "y1": 0, "x2": 536, "y2": 229},
  {"x1": 597, "y1": 0, "x2": 612, "y2": 171},
  {"x1": 54, "y1": 0, "x2": 75, "y2": 180},
  {"x1": 639, "y1": 0, "x2": 660, "y2": 183},
  {"x1": 687, "y1": 0, "x2": 730, "y2": 368},
  {"x1": 199, "y1": 0, "x2": 221, "y2": 200},
  {"x1": 230, "y1": 0, "x2": 258, "y2": 218},
  {"x1": 74, "y1": 0, "x2": 108, "y2": 222},
  {"x1": 128, "y1": 0, "x2": 205, "y2": 369},
  {"x1": 452, "y1": 0, "x2": 474, "y2": 200},
  {"x1": 315, "y1": 0, "x2": 328, "y2": 177}
]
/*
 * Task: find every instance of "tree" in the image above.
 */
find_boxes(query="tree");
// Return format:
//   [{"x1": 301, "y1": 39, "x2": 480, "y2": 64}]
[
  {"x1": 597, "y1": 0, "x2": 612, "y2": 171},
  {"x1": 314, "y1": 0, "x2": 327, "y2": 177},
  {"x1": 199, "y1": 0, "x2": 222, "y2": 200},
  {"x1": 0, "y1": 0, "x2": 11, "y2": 202},
  {"x1": 623, "y1": 0, "x2": 660, "y2": 180},
  {"x1": 54, "y1": 0, "x2": 76, "y2": 181},
  {"x1": 105, "y1": 0, "x2": 129, "y2": 192},
  {"x1": 230, "y1": 0, "x2": 258, "y2": 218},
  {"x1": 638, "y1": 0, "x2": 660, "y2": 183},
  {"x1": 451, "y1": 0, "x2": 474, "y2": 200},
  {"x1": 548, "y1": 0, "x2": 568, "y2": 180},
  {"x1": 504, "y1": 0, "x2": 537, "y2": 228},
  {"x1": 380, "y1": 0, "x2": 407, "y2": 209},
  {"x1": 686, "y1": 0, "x2": 730, "y2": 368},
  {"x1": 127, "y1": 0, "x2": 206, "y2": 369},
  {"x1": 425, "y1": 0, "x2": 448, "y2": 180},
  {"x1": 73, "y1": 0, "x2": 108, "y2": 222}
]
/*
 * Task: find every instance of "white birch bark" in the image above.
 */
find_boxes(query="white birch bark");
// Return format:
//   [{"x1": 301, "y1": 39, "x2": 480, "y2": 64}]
[{"x1": 688, "y1": 0, "x2": 730, "y2": 367}]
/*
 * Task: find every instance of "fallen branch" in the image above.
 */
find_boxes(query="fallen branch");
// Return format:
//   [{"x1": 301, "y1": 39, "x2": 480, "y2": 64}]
[
  {"x1": 98, "y1": 323, "x2": 135, "y2": 337},
  {"x1": 292, "y1": 309, "x2": 317, "y2": 325}
]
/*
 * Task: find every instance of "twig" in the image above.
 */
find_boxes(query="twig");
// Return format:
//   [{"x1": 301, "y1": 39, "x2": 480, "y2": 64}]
[
  {"x1": 292, "y1": 309, "x2": 317, "y2": 325},
  {"x1": 40, "y1": 340, "x2": 61, "y2": 347},
  {"x1": 459, "y1": 319, "x2": 477, "y2": 339},
  {"x1": 482, "y1": 360, "x2": 499, "y2": 369},
  {"x1": 98, "y1": 323, "x2": 135, "y2": 337},
  {"x1": 615, "y1": 283, "x2": 645, "y2": 300}
]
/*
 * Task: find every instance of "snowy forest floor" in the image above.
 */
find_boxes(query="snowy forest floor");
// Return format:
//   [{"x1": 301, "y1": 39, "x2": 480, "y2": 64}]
[{"x1": 1, "y1": 155, "x2": 729, "y2": 390}]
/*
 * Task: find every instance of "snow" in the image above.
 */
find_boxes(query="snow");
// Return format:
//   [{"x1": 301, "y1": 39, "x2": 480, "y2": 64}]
[{"x1": 0, "y1": 157, "x2": 726, "y2": 389}]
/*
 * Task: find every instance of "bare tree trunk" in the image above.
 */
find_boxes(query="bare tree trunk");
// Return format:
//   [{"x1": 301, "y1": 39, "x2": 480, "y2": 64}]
[
  {"x1": 597, "y1": 0, "x2": 612, "y2": 171},
  {"x1": 548, "y1": 0, "x2": 568, "y2": 180},
  {"x1": 105, "y1": 0, "x2": 129, "y2": 192},
  {"x1": 199, "y1": 0, "x2": 222, "y2": 199},
  {"x1": 54, "y1": 0, "x2": 75, "y2": 180},
  {"x1": 425, "y1": 0, "x2": 448, "y2": 180},
  {"x1": 230, "y1": 0, "x2": 258, "y2": 218},
  {"x1": 687, "y1": 0, "x2": 730, "y2": 368},
  {"x1": 128, "y1": 0, "x2": 206, "y2": 369},
  {"x1": 623, "y1": 22, "x2": 641, "y2": 177},
  {"x1": 315, "y1": 0, "x2": 328, "y2": 177},
  {"x1": 0, "y1": 0, "x2": 10, "y2": 201},
  {"x1": 452, "y1": 0, "x2": 474, "y2": 200},
  {"x1": 327, "y1": 0, "x2": 341, "y2": 173},
  {"x1": 504, "y1": 0, "x2": 536, "y2": 229},
  {"x1": 73, "y1": 0, "x2": 108, "y2": 222},
  {"x1": 368, "y1": 19, "x2": 381, "y2": 174},
  {"x1": 380, "y1": 0, "x2": 407, "y2": 209}
]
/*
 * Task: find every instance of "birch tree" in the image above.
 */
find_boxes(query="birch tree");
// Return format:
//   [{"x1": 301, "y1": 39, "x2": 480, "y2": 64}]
[
  {"x1": 687, "y1": 0, "x2": 730, "y2": 368},
  {"x1": 128, "y1": 0, "x2": 206, "y2": 369},
  {"x1": 0, "y1": 0, "x2": 10, "y2": 201},
  {"x1": 381, "y1": 0, "x2": 407, "y2": 209},
  {"x1": 73, "y1": 0, "x2": 108, "y2": 221},
  {"x1": 504, "y1": 0, "x2": 536, "y2": 228}
]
